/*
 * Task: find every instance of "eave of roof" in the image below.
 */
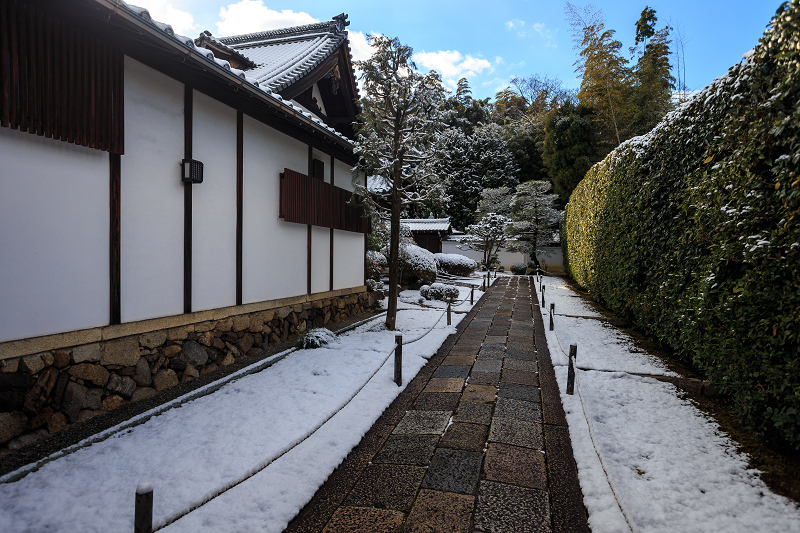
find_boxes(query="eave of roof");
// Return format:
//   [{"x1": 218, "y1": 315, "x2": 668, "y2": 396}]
[{"x1": 399, "y1": 219, "x2": 453, "y2": 232}]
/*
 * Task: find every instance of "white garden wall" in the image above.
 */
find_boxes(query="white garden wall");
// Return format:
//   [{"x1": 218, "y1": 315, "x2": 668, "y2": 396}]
[
  {"x1": 311, "y1": 226, "x2": 331, "y2": 294},
  {"x1": 333, "y1": 230, "x2": 364, "y2": 290},
  {"x1": 0, "y1": 128, "x2": 109, "y2": 342},
  {"x1": 241, "y1": 115, "x2": 308, "y2": 303},
  {"x1": 191, "y1": 90, "x2": 237, "y2": 312},
  {"x1": 120, "y1": 57, "x2": 185, "y2": 323},
  {"x1": 441, "y1": 240, "x2": 528, "y2": 270}
]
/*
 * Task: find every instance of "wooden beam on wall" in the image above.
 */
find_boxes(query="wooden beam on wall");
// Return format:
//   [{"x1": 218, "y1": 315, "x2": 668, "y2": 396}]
[
  {"x1": 236, "y1": 110, "x2": 243, "y2": 306},
  {"x1": 183, "y1": 84, "x2": 192, "y2": 314},
  {"x1": 307, "y1": 145, "x2": 312, "y2": 295},
  {"x1": 109, "y1": 152, "x2": 121, "y2": 325}
]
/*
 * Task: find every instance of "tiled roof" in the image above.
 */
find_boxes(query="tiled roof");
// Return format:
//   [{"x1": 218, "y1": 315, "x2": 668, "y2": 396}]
[
  {"x1": 114, "y1": 2, "x2": 352, "y2": 146},
  {"x1": 218, "y1": 15, "x2": 357, "y2": 95},
  {"x1": 400, "y1": 219, "x2": 452, "y2": 232}
]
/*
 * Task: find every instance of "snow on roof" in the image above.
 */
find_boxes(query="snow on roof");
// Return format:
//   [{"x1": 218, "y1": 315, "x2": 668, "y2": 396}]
[
  {"x1": 400, "y1": 218, "x2": 452, "y2": 232},
  {"x1": 116, "y1": 2, "x2": 352, "y2": 146}
]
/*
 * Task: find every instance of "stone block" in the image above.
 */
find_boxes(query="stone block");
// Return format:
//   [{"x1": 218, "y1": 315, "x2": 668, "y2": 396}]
[
  {"x1": 47, "y1": 412, "x2": 67, "y2": 433},
  {"x1": 166, "y1": 327, "x2": 190, "y2": 341},
  {"x1": 489, "y1": 418, "x2": 543, "y2": 449},
  {"x1": 41, "y1": 352, "x2": 54, "y2": 367},
  {"x1": 197, "y1": 331, "x2": 214, "y2": 347},
  {"x1": 23, "y1": 367, "x2": 59, "y2": 414},
  {"x1": 139, "y1": 330, "x2": 167, "y2": 349},
  {"x1": 260, "y1": 310, "x2": 274, "y2": 322},
  {"x1": 106, "y1": 374, "x2": 136, "y2": 399},
  {"x1": 484, "y1": 443, "x2": 547, "y2": 490},
  {"x1": 153, "y1": 369, "x2": 178, "y2": 391},
  {"x1": 27, "y1": 406, "x2": 53, "y2": 429},
  {"x1": 0, "y1": 411, "x2": 28, "y2": 444},
  {"x1": 61, "y1": 382, "x2": 87, "y2": 422},
  {"x1": 101, "y1": 395, "x2": 124, "y2": 411},
  {"x1": 214, "y1": 319, "x2": 233, "y2": 333},
  {"x1": 133, "y1": 358, "x2": 152, "y2": 387},
  {"x1": 219, "y1": 352, "x2": 235, "y2": 366},
  {"x1": 412, "y1": 393, "x2": 460, "y2": 411},
  {"x1": 440, "y1": 422, "x2": 489, "y2": 452},
  {"x1": 0, "y1": 358, "x2": 19, "y2": 374},
  {"x1": 53, "y1": 351, "x2": 71, "y2": 368},
  {"x1": 404, "y1": 489, "x2": 474, "y2": 533},
  {"x1": 322, "y1": 507, "x2": 404, "y2": 533},
  {"x1": 83, "y1": 389, "x2": 102, "y2": 410},
  {"x1": 194, "y1": 321, "x2": 214, "y2": 333},
  {"x1": 69, "y1": 364, "x2": 110, "y2": 388},
  {"x1": 180, "y1": 341, "x2": 208, "y2": 367},
  {"x1": 423, "y1": 378, "x2": 464, "y2": 394},
  {"x1": 276, "y1": 306, "x2": 291, "y2": 319},
  {"x1": 8, "y1": 428, "x2": 48, "y2": 450},
  {"x1": 19, "y1": 354, "x2": 45, "y2": 375},
  {"x1": 72, "y1": 343, "x2": 101, "y2": 364},
  {"x1": 238, "y1": 334, "x2": 254, "y2": 354},
  {"x1": 101, "y1": 338, "x2": 141, "y2": 367},
  {"x1": 474, "y1": 481, "x2": 550, "y2": 533},
  {"x1": 393, "y1": 410, "x2": 451, "y2": 435},
  {"x1": 344, "y1": 464, "x2": 426, "y2": 511},
  {"x1": 232, "y1": 315, "x2": 250, "y2": 332},
  {"x1": 161, "y1": 345, "x2": 181, "y2": 358},
  {"x1": 373, "y1": 435, "x2": 440, "y2": 466},
  {"x1": 184, "y1": 365, "x2": 199, "y2": 379},
  {"x1": 131, "y1": 387, "x2": 157, "y2": 402},
  {"x1": 248, "y1": 316, "x2": 263, "y2": 333},
  {"x1": 422, "y1": 448, "x2": 482, "y2": 495}
]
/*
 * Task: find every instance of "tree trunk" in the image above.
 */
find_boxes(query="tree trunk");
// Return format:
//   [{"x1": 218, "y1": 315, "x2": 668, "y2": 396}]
[{"x1": 386, "y1": 176, "x2": 401, "y2": 330}]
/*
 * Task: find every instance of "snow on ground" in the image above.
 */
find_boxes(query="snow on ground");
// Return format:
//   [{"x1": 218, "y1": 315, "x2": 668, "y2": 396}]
[
  {"x1": 0, "y1": 284, "x2": 481, "y2": 533},
  {"x1": 540, "y1": 274, "x2": 800, "y2": 533}
]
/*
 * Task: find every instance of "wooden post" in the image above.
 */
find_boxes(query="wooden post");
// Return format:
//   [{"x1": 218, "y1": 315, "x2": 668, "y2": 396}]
[
  {"x1": 549, "y1": 303, "x2": 555, "y2": 331},
  {"x1": 569, "y1": 343, "x2": 577, "y2": 362},
  {"x1": 541, "y1": 285, "x2": 546, "y2": 308},
  {"x1": 135, "y1": 483, "x2": 153, "y2": 533},
  {"x1": 470, "y1": 286, "x2": 474, "y2": 305},
  {"x1": 447, "y1": 303, "x2": 451, "y2": 326},
  {"x1": 567, "y1": 344, "x2": 576, "y2": 395},
  {"x1": 394, "y1": 335, "x2": 402, "y2": 386}
]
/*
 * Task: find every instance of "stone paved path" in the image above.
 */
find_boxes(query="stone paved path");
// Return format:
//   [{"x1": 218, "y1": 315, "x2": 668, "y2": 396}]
[{"x1": 285, "y1": 277, "x2": 589, "y2": 533}]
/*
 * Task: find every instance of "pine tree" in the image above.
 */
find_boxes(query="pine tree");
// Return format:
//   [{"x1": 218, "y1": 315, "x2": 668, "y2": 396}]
[
  {"x1": 630, "y1": 9, "x2": 674, "y2": 135},
  {"x1": 505, "y1": 180, "x2": 562, "y2": 266},
  {"x1": 353, "y1": 35, "x2": 449, "y2": 330},
  {"x1": 457, "y1": 213, "x2": 512, "y2": 269}
]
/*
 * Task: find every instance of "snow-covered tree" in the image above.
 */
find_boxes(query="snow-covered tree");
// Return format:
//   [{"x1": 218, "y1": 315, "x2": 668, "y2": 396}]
[
  {"x1": 475, "y1": 187, "x2": 514, "y2": 219},
  {"x1": 353, "y1": 35, "x2": 449, "y2": 330},
  {"x1": 458, "y1": 213, "x2": 511, "y2": 269},
  {"x1": 505, "y1": 180, "x2": 561, "y2": 266}
]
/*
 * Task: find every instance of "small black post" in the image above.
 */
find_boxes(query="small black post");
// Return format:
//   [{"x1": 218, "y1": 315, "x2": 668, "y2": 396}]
[
  {"x1": 567, "y1": 344, "x2": 577, "y2": 395},
  {"x1": 394, "y1": 335, "x2": 402, "y2": 386},
  {"x1": 541, "y1": 285, "x2": 546, "y2": 308},
  {"x1": 569, "y1": 343, "x2": 577, "y2": 362},
  {"x1": 447, "y1": 303, "x2": 452, "y2": 326},
  {"x1": 135, "y1": 483, "x2": 153, "y2": 533},
  {"x1": 470, "y1": 286, "x2": 474, "y2": 305},
  {"x1": 549, "y1": 303, "x2": 555, "y2": 331}
]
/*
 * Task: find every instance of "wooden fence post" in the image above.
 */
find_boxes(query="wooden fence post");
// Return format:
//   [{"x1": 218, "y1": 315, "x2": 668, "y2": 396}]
[
  {"x1": 447, "y1": 303, "x2": 452, "y2": 326},
  {"x1": 567, "y1": 344, "x2": 577, "y2": 395},
  {"x1": 541, "y1": 285, "x2": 546, "y2": 308},
  {"x1": 470, "y1": 286, "x2": 474, "y2": 305},
  {"x1": 549, "y1": 303, "x2": 555, "y2": 331},
  {"x1": 394, "y1": 335, "x2": 402, "y2": 386},
  {"x1": 135, "y1": 483, "x2": 153, "y2": 533}
]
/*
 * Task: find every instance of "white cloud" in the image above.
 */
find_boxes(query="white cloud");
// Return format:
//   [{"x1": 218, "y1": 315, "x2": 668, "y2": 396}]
[
  {"x1": 347, "y1": 30, "x2": 373, "y2": 63},
  {"x1": 127, "y1": 0, "x2": 196, "y2": 35},
  {"x1": 216, "y1": 0, "x2": 318, "y2": 36},
  {"x1": 505, "y1": 19, "x2": 525, "y2": 30},
  {"x1": 412, "y1": 50, "x2": 493, "y2": 88}
]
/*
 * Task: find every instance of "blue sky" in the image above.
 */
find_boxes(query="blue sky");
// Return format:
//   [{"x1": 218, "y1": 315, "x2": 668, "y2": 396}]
[{"x1": 132, "y1": 0, "x2": 781, "y2": 100}]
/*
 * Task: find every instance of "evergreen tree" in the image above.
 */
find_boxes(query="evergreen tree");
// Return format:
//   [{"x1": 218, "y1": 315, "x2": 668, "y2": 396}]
[
  {"x1": 443, "y1": 78, "x2": 491, "y2": 135},
  {"x1": 353, "y1": 35, "x2": 449, "y2": 330},
  {"x1": 630, "y1": 9, "x2": 674, "y2": 135},
  {"x1": 457, "y1": 213, "x2": 511, "y2": 269},
  {"x1": 502, "y1": 118, "x2": 549, "y2": 184},
  {"x1": 505, "y1": 180, "x2": 562, "y2": 266},
  {"x1": 542, "y1": 101, "x2": 598, "y2": 202},
  {"x1": 476, "y1": 187, "x2": 514, "y2": 219}
]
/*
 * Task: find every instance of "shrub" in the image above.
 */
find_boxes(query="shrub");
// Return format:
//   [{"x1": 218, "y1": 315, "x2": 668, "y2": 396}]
[
  {"x1": 297, "y1": 328, "x2": 336, "y2": 349},
  {"x1": 563, "y1": 2, "x2": 800, "y2": 446},
  {"x1": 434, "y1": 253, "x2": 478, "y2": 276},
  {"x1": 399, "y1": 244, "x2": 437, "y2": 288},
  {"x1": 366, "y1": 250, "x2": 387, "y2": 281},
  {"x1": 420, "y1": 283, "x2": 460, "y2": 302},
  {"x1": 510, "y1": 263, "x2": 527, "y2": 275},
  {"x1": 366, "y1": 278, "x2": 384, "y2": 292}
]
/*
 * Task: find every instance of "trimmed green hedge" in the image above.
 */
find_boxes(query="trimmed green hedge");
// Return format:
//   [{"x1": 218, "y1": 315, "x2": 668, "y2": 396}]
[{"x1": 564, "y1": 1, "x2": 800, "y2": 447}]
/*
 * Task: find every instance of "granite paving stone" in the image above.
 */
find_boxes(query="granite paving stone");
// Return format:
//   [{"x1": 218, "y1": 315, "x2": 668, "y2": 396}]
[
  {"x1": 412, "y1": 392, "x2": 461, "y2": 411},
  {"x1": 503, "y1": 359, "x2": 538, "y2": 372},
  {"x1": 494, "y1": 397, "x2": 542, "y2": 422},
  {"x1": 483, "y1": 442, "x2": 547, "y2": 490},
  {"x1": 422, "y1": 448, "x2": 483, "y2": 495},
  {"x1": 344, "y1": 464, "x2": 426, "y2": 511},
  {"x1": 483, "y1": 335, "x2": 507, "y2": 344},
  {"x1": 468, "y1": 371, "x2": 500, "y2": 387},
  {"x1": 474, "y1": 480, "x2": 551, "y2": 533},
  {"x1": 440, "y1": 422, "x2": 489, "y2": 452},
  {"x1": 487, "y1": 328, "x2": 509, "y2": 337},
  {"x1": 489, "y1": 417, "x2": 544, "y2": 449},
  {"x1": 404, "y1": 489, "x2": 474, "y2": 533},
  {"x1": 393, "y1": 410, "x2": 452, "y2": 435},
  {"x1": 372, "y1": 434, "x2": 440, "y2": 466},
  {"x1": 322, "y1": 506, "x2": 405, "y2": 533},
  {"x1": 497, "y1": 383, "x2": 541, "y2": 403},
  {"x1": 461, "y1": 384, "x2": 497, "y2": 403},
  {"x1": 473, "y1": 359, "x2": 503, "y2": 373},
  {"x1": 501, "y1": 369, "x2": 539, "y2": 387},
  {"x1": 433, "y1": 365, "x2": 471, "y2": 378},
  {"x1": 454, "y1": 401, "x2": 493, "y2": 425},
  {"x1": 442, "y1": 355, "x2": 475, "y2": 366},
  {"x1": 423, "y1": 377, "x2": 465, "y2": 393},
  {"x1": 504, "y1": 348, "x2": 538, "y2": 361}
]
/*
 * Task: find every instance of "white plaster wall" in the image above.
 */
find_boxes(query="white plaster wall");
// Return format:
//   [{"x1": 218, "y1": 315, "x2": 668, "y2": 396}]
[
  {"x1": 120, "y1": 57, "x2": 184, "y2": 323},
  {"x1": 537, "y1": 246, "x2": 564, "y2": 273},
  {"x1": 333, "y1": 158, "x2": 356, "y2": 191},
  {"x1": 191, "y1": 91, "x2": 237, "y2": 312},
  {"x1": 311, "y1": 148, "x2": 328, "y2": 178},
  {"x1": 333, "y1": 230, "x2": 364, "y2": 290},
  {"x1": 241, "y1": 115, "x2": 308, "y2": 303},
  {"x1": 311, "y1": 226, "x2": 331, "y2": 294},
  {"x1": 441, "y1": 240, "x2": 528, "y2": 269},
  {"x1": 0, "y1": 128, "x2": 109, "y2": 342},
  {"x1": 311, "y1": 83, "x2": 327, "y2": 117}
]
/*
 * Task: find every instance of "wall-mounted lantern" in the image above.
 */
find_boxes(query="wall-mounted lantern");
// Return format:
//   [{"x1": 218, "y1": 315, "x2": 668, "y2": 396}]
[{"x1": 181, "y1": 159, "x2": 204, "y2": 184}]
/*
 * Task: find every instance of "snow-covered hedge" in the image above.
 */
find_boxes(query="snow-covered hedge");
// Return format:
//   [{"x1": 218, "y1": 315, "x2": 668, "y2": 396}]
[
  {"x1": 420, "y1": 283, "x2": 459, "y2": 302},
  {"x1": 399, "y1": 244, "x2": 437, "y2": 288},
  {"x1": 510, "y1": 263, "x2": 527, "y2": 275},
  {"x1": 366, "y1": 250, "x2": 387, "y2": 281},
  {"x1": 297, "y1": 328, "x2": 336, "y2": 349},
  {"x1": 563, "y1": 2, "x2": 800, "y2": 446},
  {"x1": 434, "y1": 253, "x2": 478, "y2": 276}
]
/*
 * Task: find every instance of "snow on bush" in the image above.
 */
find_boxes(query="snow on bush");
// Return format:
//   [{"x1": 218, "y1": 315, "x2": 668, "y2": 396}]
[
  {"x1": 399, "y1": 244, "x2": 437, "y2": 288},
  {"x1": 366, "y1": 250, "x2": 387, "y2": 281},
  {"x1": 297, "y1": 328, "x2": 337, "y2": 349},
  {"x1": 366, "y1": 278, "x2": 384, "y2": 292},
  {"x1": 434, "y1": 253, "x2": 478, "y2": 276},
  {"x1": 510, "y1": 263, "x2": 527, "y2": 275},
  {"x1": 420, "y1": 283, "x2": 459, "y2": 302}
]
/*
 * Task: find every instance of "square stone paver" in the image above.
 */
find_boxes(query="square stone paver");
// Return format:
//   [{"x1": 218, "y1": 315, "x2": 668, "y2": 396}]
[
  {"x1": 449, "y1": 344, "x2": 481, "y2": 356},
  {"x1": 393, "y1": 410, "x2": 452, "y2": 435},
  {"x1": 433, "y1": 365, "x2": 471, "y2": 378},
  {"x1": 424, "y1": 377, "x2": 465, "y2": 393},
  {"x1": 474, "y1": 480, "x2": 551, "y2": 533},
  {"x1": 440, "y1": 422, "x2": 489, "y2": 452},
  {"x1": 505, "y1": 346, "x2": 537, "y2": 361},
  {"x1": 489, "y1": 417, "x2": 543, "y2": 449},
  {"x1": 443, "y1": 355, "x2": 475, "y2": 366},
  {"x1": 322, "y1": 507, "x2": 405, "y2": 533},
  {"x1": 469, "y1": 371, "x2": 500, "y2": 387},
  {"x1": 483, "y1": 335, "x2": 507, "y2": 344},
  {"x1": 422, "y1": 448, "x2": 483, "y2": 495},
  {"x1": 477, "y1": 348, "x2": 505, "y2": 361},
  {"x1": 473, "y1": 359, "x2": 503, "y2": 373},
  {"x1": 345, "y1": 464, "x2": 427, "y2": 511},
  {"x1": 404, "y1": 489, "x2": 474, "y2": 533},
  {"x1": 373, "y1": 434, "x2": 440, "y2": 466},
  {"x1": 501, "y1": 369, "x2": 539, "y2": 387},
  {"x1": 454, "y1": 401, "x2": 493, "y2": 425},
  {"x1": 487, "y1": 328, "x2": 508, "y2": 337},
  {"x1": 484, "y1": 443, "x2": 547, "y2": 489},
  {"x1": 412, "y1": 392, "x2": 461, "y2": 411},
  {"x1": 504, "y1": 359, "x2": 538, "y2": 372},
  {"x1": 494, "y1": 397, "x2": 542, "y2": 422},
  {"x1": 461, "y1": 384, "x2": 497, "y2": 403},
  {"x1": 497, "y1": 383, "x2": 540, "y2": 403}
]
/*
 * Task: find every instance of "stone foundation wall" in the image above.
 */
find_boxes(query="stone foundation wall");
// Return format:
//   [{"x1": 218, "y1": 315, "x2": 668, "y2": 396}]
[{"x1": 0, "y1": 292, "x2": 370, "y2": 451}]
